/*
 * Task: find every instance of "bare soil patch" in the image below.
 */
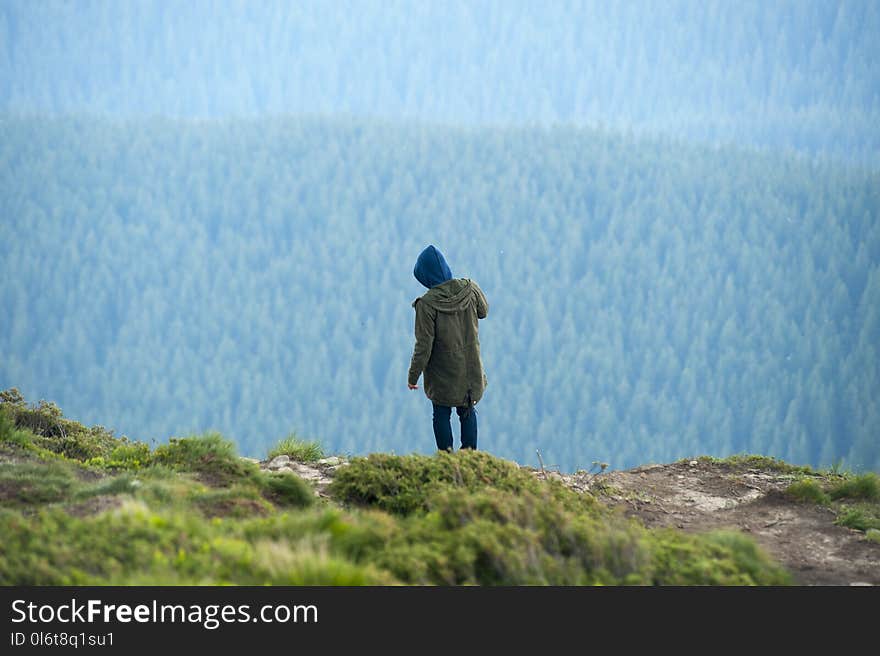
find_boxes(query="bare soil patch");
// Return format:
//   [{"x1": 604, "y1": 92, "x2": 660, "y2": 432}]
[{"x1": 586, "y1": 460, "x2": 879, "y2": 585}]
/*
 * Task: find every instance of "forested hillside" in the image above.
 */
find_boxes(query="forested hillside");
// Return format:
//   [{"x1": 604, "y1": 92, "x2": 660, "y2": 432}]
[
  {"x1": 2, "y1": 1, "x2": 878, "y2": 166},
  {"x1": 1, "y1": 117, "x2": 877, "y2": 472}
]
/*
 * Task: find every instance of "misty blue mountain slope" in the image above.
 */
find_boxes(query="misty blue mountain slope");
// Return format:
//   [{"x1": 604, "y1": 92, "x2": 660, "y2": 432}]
[
  {"x1": 1, "y1": 1, "x2": 877, "y2": 473},
  {"x1": 1, "y1": 0, "x2": 878, "y2": 166},
  {"x1": 1, "y1": 117, "x2": 877, "y2": 472}
]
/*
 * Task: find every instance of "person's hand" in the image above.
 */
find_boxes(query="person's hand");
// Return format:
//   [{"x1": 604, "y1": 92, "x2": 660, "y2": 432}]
[{"x1": 408, "y1": 383, "x2": 419, "y2": 390}]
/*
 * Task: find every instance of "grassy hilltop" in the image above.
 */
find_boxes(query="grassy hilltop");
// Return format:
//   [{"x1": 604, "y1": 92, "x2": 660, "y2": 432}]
[{"x1": 1, "y1": 389, "x2": 877, "y2": 586}]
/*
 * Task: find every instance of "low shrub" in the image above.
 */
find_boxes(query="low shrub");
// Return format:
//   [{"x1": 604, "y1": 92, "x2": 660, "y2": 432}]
[
  {"x1": 697, "y1": 454, "x2": 814, "y2": 475},
  {"x1": 153, "y1": 432, "x2": 257, "y2": 486},
  {"x1": 1, "y1": 389, "x2": 149, "y2": 465},
  {"x1": 784, "y1": 479, "x2": 830, "y2": 505},
  {"x1": 0, "y1": 406, "x2": 33, "y2": 448},
  {"x1": 106, "y1": 442, "x2": 154, "y2": 470},
  {"x1": 354, "y1": 485, "x2": 647, "y2": 585},
  {"x1": 257, "y1": 471, "x2": 315, "y2": 509},
  {"x1": 329, "y1": 450, "x2": 597, "y2": 517},
  {"x1": 648, "y1": 529, "x2": 791, "y2": 585},
  {"x1": 829, "y1": 473, "x2": 879, "y2": 501}
]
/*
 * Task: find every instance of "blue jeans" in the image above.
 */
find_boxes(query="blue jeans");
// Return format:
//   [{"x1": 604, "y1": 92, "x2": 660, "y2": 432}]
[{"x1": 432, "y1": 403, "x2": 478, "y2": 451}]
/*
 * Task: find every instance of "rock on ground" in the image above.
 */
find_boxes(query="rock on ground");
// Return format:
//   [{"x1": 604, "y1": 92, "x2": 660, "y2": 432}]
[{"x1": 255, "y1": 455, "x2": 348, "y2": 496}]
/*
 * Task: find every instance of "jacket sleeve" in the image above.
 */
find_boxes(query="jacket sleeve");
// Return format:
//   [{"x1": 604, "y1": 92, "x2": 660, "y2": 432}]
[
  {"x1": 408, "y1": 299, "x2": 436, "y2": 386},
  {"x1": 472, "y1": 281, "x2": 489, "y2": 319}
]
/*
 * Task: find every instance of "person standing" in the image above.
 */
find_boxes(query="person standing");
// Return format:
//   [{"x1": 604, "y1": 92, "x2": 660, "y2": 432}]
[{"x1": 408, "y1": 245, "x2": 489, "y2": 451}]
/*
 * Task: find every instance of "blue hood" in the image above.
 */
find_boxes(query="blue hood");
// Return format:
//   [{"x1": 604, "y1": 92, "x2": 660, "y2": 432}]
[{"x1": 414, "y1": 245, "x2": 453, "y2": 289}]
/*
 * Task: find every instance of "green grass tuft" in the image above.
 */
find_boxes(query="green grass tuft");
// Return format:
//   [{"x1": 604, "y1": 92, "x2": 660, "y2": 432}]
[
  {"x1": 267, "y1": 434, "x2": 324, "y2": 462},
  {"x1": 106, "y1": 442, "x2": 154, "y2": 470},
  {"x1": 0, "y1": 503, "x2": 392, "y2": 585},
  {"x1": 696, "y1": 454, "x2": 814, "y2": 475},
  {"x1": 782, "y1": 473, "x2": 880, "y2": 535},
  {"x1": 355, "y1": 486, "x2": 644, "y2": 585},
  {"x1": 75, "y1": 474, "x2": 139, "y2": 500},
  {"x1": 784, "y1": 479, "x2": 830, "y2": 505},
  {"x1": 828, "y1": 473, "x2": 879, "y2": 501},
  {"x1": 0, "y1": 461, "x2": 82, "y2": 507},
  {"x1": 834, "y1": 506, "x2": 880, "y2": 532},
  {"x1": 257, "y1": 471, "x2": 315, "y2": 509},
  {"x1": 189, "y1": 486, "x2": 274, "y2": 519},
  {"x1": 649, "y1": 529, "x2": 791, "y2": 585},
  {"x1": 153, "y1": 432, "x2": 257, "y2": 485},
  {"x1": 330, "y1": 450, "x2": 598, "y2": 517}
]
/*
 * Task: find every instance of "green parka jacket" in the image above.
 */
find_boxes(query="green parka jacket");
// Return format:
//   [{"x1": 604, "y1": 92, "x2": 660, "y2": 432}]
[{"x1": 408, "y1": 278, "x2": 489, "y2": 407}]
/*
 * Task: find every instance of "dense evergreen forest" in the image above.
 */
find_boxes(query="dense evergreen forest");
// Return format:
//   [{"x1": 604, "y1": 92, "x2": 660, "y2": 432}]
[
  {"x1": 1, "y1": 117, "x2": 877, "y2": 471},
  {"x1": 2, "y1": 0, "x2": 879, "y2": 166}
]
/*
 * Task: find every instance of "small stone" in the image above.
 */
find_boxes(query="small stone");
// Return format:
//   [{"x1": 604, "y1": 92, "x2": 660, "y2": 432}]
[
  {"x1": 267, "y1": 455, "x2": 290, "y2": 469},
  {"x1": 317, "y1": 456, "x2": 342, "y2": 466},
  {"x1": 240, "y1": 457, "x2": 260, "y2": 465},
  {"x1": 288, "y1": 462, "x2": 325, "y2": 481},
  {"x1": 689, "y1": 460, "x2": 698, "y2": 467}
]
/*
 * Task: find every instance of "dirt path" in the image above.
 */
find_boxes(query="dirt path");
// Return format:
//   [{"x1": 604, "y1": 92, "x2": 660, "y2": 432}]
[{"x1": 585, "y1": 460, "x2": 880, "y2": 585}]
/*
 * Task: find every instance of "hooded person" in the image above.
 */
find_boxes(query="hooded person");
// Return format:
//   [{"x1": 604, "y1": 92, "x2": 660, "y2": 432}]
[{"x1": 408, "y1": 245, "x2": 489, "y2": 451}]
